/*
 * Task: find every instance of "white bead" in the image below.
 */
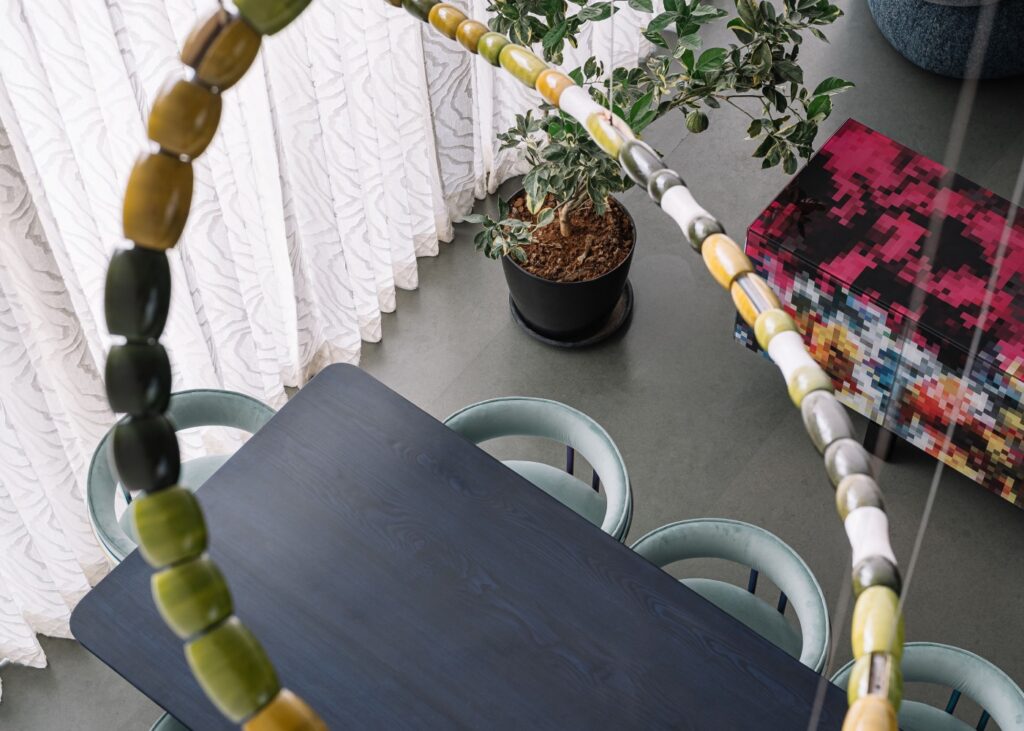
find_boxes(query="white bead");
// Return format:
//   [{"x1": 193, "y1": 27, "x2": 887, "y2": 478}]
[
  {"x1": 660, "y1": 185, "x2": 712, "y2": 236},
  {"x1": 557, "y1": 86, "x2": 605, "y2": 125},
  {"x1": 845, "y1": 506, "x2": 897, "y2": 567},
  {"x1": 766, "y1": 330, "x2": 819, "y2": 382}
]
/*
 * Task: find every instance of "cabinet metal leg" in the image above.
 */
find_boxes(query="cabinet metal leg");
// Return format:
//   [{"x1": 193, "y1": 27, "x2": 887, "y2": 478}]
[{"x1": 864, "y1": 421, "x2": 897, "y2": 462}]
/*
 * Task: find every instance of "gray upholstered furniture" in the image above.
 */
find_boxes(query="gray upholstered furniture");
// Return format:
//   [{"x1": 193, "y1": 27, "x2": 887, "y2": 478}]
[
  {"x1": 631, "y1": 518, "x2": 830, "y2": 672},
  {"x1": 444, "y1": 397, "x2": 632, "y2": 541},
  {"x1": 832, "y1": 642, "x2": 1024, "y2": 730}
]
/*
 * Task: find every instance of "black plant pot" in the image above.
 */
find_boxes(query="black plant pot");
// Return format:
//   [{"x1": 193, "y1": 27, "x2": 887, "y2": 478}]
[{"x1": 501, "y1": 194, "x2": 635, "y2": 343}]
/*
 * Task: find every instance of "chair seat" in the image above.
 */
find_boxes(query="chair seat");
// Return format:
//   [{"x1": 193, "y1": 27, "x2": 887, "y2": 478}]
[
  {"x1": 150, "y1": 712, "x2": 189, "y2": 731},
  {"x1": 682, "y1": 578, "x2": 802, "y2": 661},
  {"x1": 899, "y1": 701, "x2": 973, "y2": 731},
  {"x1": 503, "y1": 460, "x2": 607, "y2": 530}
]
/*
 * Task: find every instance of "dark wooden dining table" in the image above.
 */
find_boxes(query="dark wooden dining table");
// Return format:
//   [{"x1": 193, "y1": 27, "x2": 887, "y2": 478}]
[{"x1": 72, "y1": 364, "x2": 847, "y2": 730}]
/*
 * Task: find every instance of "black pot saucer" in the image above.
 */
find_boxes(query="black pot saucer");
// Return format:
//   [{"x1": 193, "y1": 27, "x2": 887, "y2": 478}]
[{"x1": 508, "y1": 280, "x2": 634, "y2": 349}]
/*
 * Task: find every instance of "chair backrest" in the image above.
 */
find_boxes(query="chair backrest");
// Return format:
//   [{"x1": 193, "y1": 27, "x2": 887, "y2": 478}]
[
  {"x1": 443, "y1": 397, "x2": 630, "y2": 539},
  {"x1": 87, "y1": 389, "x2": 276, "y2": 562},
  {"x1": 631, "y1": 518, "x2": 830, "y2": 672},
  {"x1": 832, "y1": 642, "x2": 1024, "y2": 731}
]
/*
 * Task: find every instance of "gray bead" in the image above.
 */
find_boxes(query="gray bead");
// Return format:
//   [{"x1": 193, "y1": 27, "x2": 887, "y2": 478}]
[
  {"x1": 647, "y1": 168, "x2": 684, "y2": 204},
  {"x1": 801, "y1": 390, "x2": 854, "y2": 453},
  {"x1": 824, "y1": 437, "x2": 874, "y2": 487},
  {"x1": 852, "y1": 555, "x2": 902, "y2": 596},
  {"x1": 835, "y1": 474, "x2": 885, "y2": 520},
  {"x1": 688, "y1": 216, "x2": 724, "y2": 252},
  {"x1": 619, "y1": 139, "x2": 665, "y2": 188}
]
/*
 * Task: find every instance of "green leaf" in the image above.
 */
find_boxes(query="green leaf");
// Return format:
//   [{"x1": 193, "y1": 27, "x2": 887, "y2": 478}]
[
  {"x1": 774, "y1": 59, "x2": 803, "y2": 84},
  {"x1": 726, "y1": 17, "x2": 754, "y2": 43},
  {"x1": 746, "y1": 119, "x2": 762, "y2": 138},
  {"x1": 628, "y1": 0, "x2": 653, "y2": 11},
  {"x1": 783, "y1": 151, "x2": 798, "y2": 175},
  {"x1": 680, "y1": 48, "x2": 695, "y2": 73},
  {"x1": 694, "y1": 47, "x2": 728, "y2": 76},
  {"x1": 535, "y1": 208, "x2": 555, "y2": 227},
  {"x1": 577, "y1": 2, "x2": 614, "y2": 21},
  {"x1": 811, "y1": 76, "x2": 854, "y2": 96},
  {"x1": 463, "y1": 213, "x2": 489, "y2": 225},
  {"x1": 806, "y1": 94, "x2": 832, "y2": 120},
  {"x1": 685, "y1": 110, "x2": 709, "y2": 133},
  {"x1": 736, "y1": 0, "x2": 759, "y2": 29},
  {"x1": 541, "y1": 21, "x2": 568, "y2": 57},
  {"x1": 627, "y1": 91, "x2": 654, "y2": 124}
]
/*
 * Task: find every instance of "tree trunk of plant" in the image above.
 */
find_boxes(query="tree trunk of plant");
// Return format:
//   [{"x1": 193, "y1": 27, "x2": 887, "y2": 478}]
[{"x1": 558, "y1": 205, "x2": 572, "y2": 238}]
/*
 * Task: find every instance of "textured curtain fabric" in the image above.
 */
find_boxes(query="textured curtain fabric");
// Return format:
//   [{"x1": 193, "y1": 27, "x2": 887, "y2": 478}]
[{"x1": 0, "y1": 0, "x2": 648, "y2": 681}]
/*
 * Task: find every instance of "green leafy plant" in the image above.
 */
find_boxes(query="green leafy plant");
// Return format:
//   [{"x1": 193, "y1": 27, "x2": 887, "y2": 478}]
[{"x1": 465, "y1": 199, "x2": 555, "y2": 262}]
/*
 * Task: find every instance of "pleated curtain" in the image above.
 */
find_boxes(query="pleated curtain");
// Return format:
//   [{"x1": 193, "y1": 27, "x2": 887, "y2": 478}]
[{"x1": 0, "y1": 0, "x2": 649, "y2": 684}]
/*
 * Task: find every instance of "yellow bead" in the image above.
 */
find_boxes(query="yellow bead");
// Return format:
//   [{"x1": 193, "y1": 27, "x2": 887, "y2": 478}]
[
  {"x1": 841, "y1": 696, "x2": 898, "y2": 731},
  {"x1": 243, "y1": 689, "x2": 328, "y2": 731},
  {"x1": 456, "y1": 20, "x2": 487, "y2": 53},
  {"x1": 428, "y1": 3, "x2": 466, "y2": 39},
  {"x1": 702, "y1": 233, "x2": 752, "y2": 290},
  {"x1": 730, "y1": 272, "x2": 782, "y2": 327},
  {"x1": 148, "y1": 78, "x2": 222, "y2": 159},
  {"x1": 754, "y1": 308, "x2": 797, "y2": 350},
  {"x1": 535, "y1": 69, "x2": 575, "y2": 106},
  {"x1": 847, "y1": 653, "x2": 903, "y2": 711},
  {"x1": 787, "y1": 363, "x2": 834, "y2": 407},
  {"x1": 182, "y1": 10, "x2": 262, "y2": 92},
  {"x1": 584, "y1": 111, "x2": 634, "y2": 159},
  {"x1": 852, "y1": 586, "x2": 904, "y2": 660},
  {"x1": 123, "y1": 153, "x2": 193, "y2": 250}
]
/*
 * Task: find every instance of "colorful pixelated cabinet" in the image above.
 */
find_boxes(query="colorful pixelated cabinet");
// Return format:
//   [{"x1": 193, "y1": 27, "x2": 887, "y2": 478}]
[{"x1": 735, "y1": 119, "x2": 1024, "y2": 507}]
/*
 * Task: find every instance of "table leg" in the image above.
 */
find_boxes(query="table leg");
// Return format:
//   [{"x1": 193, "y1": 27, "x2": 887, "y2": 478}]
[{"x1": 863, "y1": 421, "x2": 897, "y2": 462}]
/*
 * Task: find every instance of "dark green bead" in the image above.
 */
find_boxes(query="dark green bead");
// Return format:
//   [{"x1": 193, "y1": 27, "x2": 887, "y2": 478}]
[
  {"x1": 836, "y1": 474, "x2": 885, "y2": 521},
  {"x1": 234, "y1": 0, "x2": 312, "y2": 35},
  {"x1": 688, "y1": 216, "x2": 724, "y2": 252},
  {"x1": 105, "y1": 343, "x2": 171, "y2": 415},
  {"x1": 647, "y1": 168, "x2": 684, "y2": 204},
  {"x1": 619, "y1": 140, "x2": 665, "y2": 188},
  {"x1": 402, "y1": 0, "x2": 438, "y2": 22},
  {"x1": 152, "y1": 556, "x2": 232, "y2": 639},
  {"x1": 852, "y1": 555, "x2": 902, "y2": 596},
  {"x1": 111, "y1": 414, "x2": 180, "y2": 493},
  {"x1": 824, "y1": 437, "x2": 874, "y2": 487},
  {"x1": 105, "y1": 248, "x2": 171, "y2": 340}
]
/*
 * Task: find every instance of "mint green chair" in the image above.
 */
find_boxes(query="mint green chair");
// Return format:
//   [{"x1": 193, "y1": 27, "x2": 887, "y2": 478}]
[
  {"x1": 87, "y1": 389, "x2": 275, "y2": 563},
  {"x1": 150, "y1": 713, "x2": 189, "y2": 730},
  {"x1": 444, "y1": 397, "x2": 632, "y2": 541},
  {"x1": 832, "y1": 642, "x2": 1024, "y2": 731},
  {"x1": 631, "y1": 519, "x2": 830, "y2": 672}
]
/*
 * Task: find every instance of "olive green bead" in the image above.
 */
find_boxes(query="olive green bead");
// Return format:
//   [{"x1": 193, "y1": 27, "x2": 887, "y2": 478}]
[
  {"x1": 852, "y1": 586, "x2": 904, "y2": 660},
  {"x1": 153, "y1": 556, "x2": 233, "y2": 639},
  {"x1": 647, "y1": 168, "x2": 684, "y2": 205},
  {"x1": 123, "y1": 153, "x2": 193, "y2": 251},
  {"x1": 836, "y1": 474, "x2": 885, "y2": 521},
  {"x1": 104, "y1": 247, "x2": 170, "y2": 340},
  {"x1": 148, "y1": 78, "x2": 222, "y2": 159},
  {"x1": 456, "y1": 20, "x2": 487, "y2": 53},
  {"x1": 477, "y1": 32, "x2": 509, "y2": 66},
  {"x1": 847, "y1": 652, "x2": 903, "y2": 711},
  {"x1": 618, "y1": 139, "x2": 665, "y2": 188},
  {"x1": 786, "y1": 363, "x2": 833, "y2": 408},
  {"x1": 105, "y1": 343, "x2": 171, "y2": 415},
  {"x1": 499, "y1": 44, "x2": 548, "y2": 88},
  {"x1": 853, "y1": 555, "x2": 902, "y2": 596},
  {"x1": 428, "y1": 3, "x2": 466, "y2": 39},
  {"x1": 132, "y1": 487, "x2": 207, "y2": 568},
  {"x1": 111, "y1": 414, "x2": 180, "y2": 493},
  {"x1": 235, "y1": 0, "x2": 312, "y2": 35},
  {"x1": 185, "y1": 617, "x2": 281, "y2": 723},
  {"x1": 800, "y1": 389, "x2": 854, "y2": 453},
  {"x1": 754, "y1": 307, "x2": 797, "y2": 351},
  {"x1": 402, "y1": 0, "x2": 439, "y2": 22},
  {"x1": 688, "y1": 215, "x2": 724, "y2": 252},
  {"x1": 824, "y1": 437, "x2": 873, "y2": 487},
  {"x1": 182, "y1": 10, "x2": 262, "y2": 91}
]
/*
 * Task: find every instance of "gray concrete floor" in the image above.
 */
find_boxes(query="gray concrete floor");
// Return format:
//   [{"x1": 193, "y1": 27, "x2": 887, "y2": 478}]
[{"x1": 2, "y1": 2, "x2": 1023, "y2": 728}]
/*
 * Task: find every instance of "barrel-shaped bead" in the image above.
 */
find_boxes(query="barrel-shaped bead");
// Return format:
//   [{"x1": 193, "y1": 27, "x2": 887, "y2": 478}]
[
  {"x1": 618, "y1": 139, "x2": 664, "y2": 188},
  {"x1": 403, "y1": 0, "x2": 439, "y2": 23},
  {"x1": 499, "y1": 44, "x2": 548, "y2": 88},
  {"x1": 852, "y1": 586, "x2": 904, "y2": 660},
  {"x1": 840, "y1": 695, "x2": 898, "y2": 731},
  {"x1": 243, "y1": 689, "x2": 328, "y2": 731},
  {"x1": 123, "y1": 153, "x2": 193, "y2": 250},
  {"x1": 647, "y1": 168, "x2": 683, "y2": 205},
  {"x1": 112, "y1": 414, "x2": 180, "y2": 493},
  {"x1": 185, "y1": 617, "x2": 281, "y2": 723},
  {"x1": 731, "y1": 272, "x2": 781, "y2": 327},
  {"x1": 105, "y1": 343, "x2": 172, "y2": 415},
  {"x1": 689, "y1": 216, "x2": 725, "y2": 251},
  {"x1": 235, "y1": 0, "x2": 312, "y2": 35},
  {"x1": 786, "y1": 363, "x2": 834, "y2": 408},
  {"x1": 847, "y1": 652, "x2": 903, "y2": 711},
  {"x1": 428, "y1": 3, "x2": 466, "y2": 38},
  {"x1": 853, "y1": 555, "x2": 902, "y2": 596},
  {"x1": 754, "y1": 308, "x2": 797, "y2": 351},
  {"x1": 836, "y1": 474, "x2": 885, "y2": 521},
  {"x1": 152, "y1": 556, "x2": 233, "y2": 639},
  {"x1": 133, "y1": 486, "x2": 207, "y2": 568},
  {"x1": 825, "y1": 437, "x2": 874, "y2": 487},
  {"x1": 456, "y1": 20, "x2": 488, "y2": 53},
  {"x1": 800, "y1": 390, "x2": 854, "y2": 453},
  {"x1": 702, "y1": 233, "x2": 753, "y2": 290},
  {"x1": 104, "y1": 247, "x2": 171, "y2": 340},
  {"x1": 535, "y1": 68, "x2": 574, "y2": 107},
  {"x1": 148, "y1": 79, "x2": 222, "y2": 159},
  {"x1": 584, "y1": 111, "x2": 633, "y2": 159},
  {"x1": 182, "y1": 10, "x2": 262, "y2": 91},
  {"x1": 477, "y1": 32, "x2": 509, "y2": 66}
]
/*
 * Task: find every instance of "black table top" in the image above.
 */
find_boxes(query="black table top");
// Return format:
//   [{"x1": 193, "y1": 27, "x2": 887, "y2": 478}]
[{"x1": 72, "y1": 364, "x2": 846, "y2": 730}]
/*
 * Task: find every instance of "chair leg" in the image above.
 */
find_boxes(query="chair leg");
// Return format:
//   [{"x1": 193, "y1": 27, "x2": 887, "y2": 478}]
[{"x1": 565, "y1": 446, "x2": 575, "y2": 475}]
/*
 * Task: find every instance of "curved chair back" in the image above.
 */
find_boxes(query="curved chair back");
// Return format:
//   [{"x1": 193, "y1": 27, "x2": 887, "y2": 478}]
[
  {"x1": 87, "y1": 389, "x2": 275, "y2": 563},
  {"x1": 631, "y1": 519, "x2": 830, "y2": 672},
  {"x1": 444, "y1": 397, "x2": 631, "y2": 540},
  {"x1": 832, "y1": 642, "x2": 1024, "y2": 731}
]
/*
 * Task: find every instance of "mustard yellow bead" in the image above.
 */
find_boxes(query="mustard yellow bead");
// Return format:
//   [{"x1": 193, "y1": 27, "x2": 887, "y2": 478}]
[
  {"x1": 182, "y1": 10, "x2": 262, "y2": 91},
  {"x1": 498, "y1": 44, "x2": 548, "y2": 88},
  {"x1": 702, "y1": 233, "x2": 753, "y2": 290},
  {"x1": 847, "y1": 653, "x2": 903, "y2": 711},
  {"x1": 840, "y1": 696, "x2": 898, "y2": 731},
  {"x1": 730, "y1": 273, "x2": 782, "y2": 327},
  {"x1": 852, "y1": 586, "x2": 904, "y2": 660},
  {"x1": 584, "y1": 111, "x2": 634, "y2": 159},
  {"x1": 535, "y1": 69, "x2": 575, "y2": 106},
  {"x1": 787, "y1": 363, "x2": 834, "y2": 407},
  {"x1": 148, "y1": 79, "x2": 222, "y2": 159},
  {"x1": 754, "y1": 308, "x2": 797, "y2": 350},
  {"x1": 243, "y1": 689, "x2": 328, "y2": 731},
  {"x1": 123, "y1": 153, "x2": 193, "y2": 250},
  {"x1": 456, "y1": 20, "x2": 487, "y2": 53},
  {"x1": 428, "y1": 3, "x2": 466, "y2": 39}
]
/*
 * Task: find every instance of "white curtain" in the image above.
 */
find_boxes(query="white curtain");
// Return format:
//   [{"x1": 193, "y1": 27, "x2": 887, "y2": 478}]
[{"x1": 0, "y1": 0, "x2": 649, "y2": 684}]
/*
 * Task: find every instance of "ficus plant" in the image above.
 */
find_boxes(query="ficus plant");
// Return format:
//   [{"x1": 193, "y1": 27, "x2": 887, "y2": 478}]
[{"x1": 474, "y1": 0, "x2": 851, "y2": 262}]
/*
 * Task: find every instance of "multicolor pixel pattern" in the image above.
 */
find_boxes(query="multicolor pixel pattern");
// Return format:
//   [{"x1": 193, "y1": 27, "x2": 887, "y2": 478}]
[{"x1": 735, "y1": 119, "x2": 1024, "y2": 506}]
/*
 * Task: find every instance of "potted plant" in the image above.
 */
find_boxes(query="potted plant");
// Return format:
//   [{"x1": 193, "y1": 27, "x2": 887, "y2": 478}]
[{"x1": 467, "y1": 0, "x2": 850, "y2": 342}]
